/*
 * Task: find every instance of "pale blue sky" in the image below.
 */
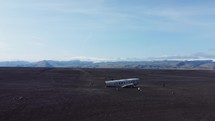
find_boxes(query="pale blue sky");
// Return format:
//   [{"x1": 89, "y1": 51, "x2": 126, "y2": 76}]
[{"x1": 1, "y1": 0, "x2": 215, "y2": 61}]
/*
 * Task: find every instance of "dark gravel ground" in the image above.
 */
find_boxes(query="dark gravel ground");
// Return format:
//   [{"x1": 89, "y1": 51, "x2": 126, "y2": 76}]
[{"x1": 0, "y1": 67, "x2": 215, "y2": 121}]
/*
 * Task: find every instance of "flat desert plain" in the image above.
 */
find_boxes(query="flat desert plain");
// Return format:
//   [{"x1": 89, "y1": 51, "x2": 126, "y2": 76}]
[{"x1": 1, "y1": 68, "x2": 215, "y2": 121}]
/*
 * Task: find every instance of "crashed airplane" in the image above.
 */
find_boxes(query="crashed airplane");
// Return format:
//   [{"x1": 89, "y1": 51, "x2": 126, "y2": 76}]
[{"x1": 105, "y1": 78, "x2": 139, "y2": 88}]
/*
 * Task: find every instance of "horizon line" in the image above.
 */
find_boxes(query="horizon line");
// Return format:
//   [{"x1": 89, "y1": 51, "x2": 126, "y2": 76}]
[{"x1": 0, "y1": 58, "x2": 214, "y2": 63}]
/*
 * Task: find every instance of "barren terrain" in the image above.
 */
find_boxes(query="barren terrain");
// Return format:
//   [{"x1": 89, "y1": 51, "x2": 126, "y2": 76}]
[{"x1": 0, "y1": 68, "x2": 215, "y2": 121}]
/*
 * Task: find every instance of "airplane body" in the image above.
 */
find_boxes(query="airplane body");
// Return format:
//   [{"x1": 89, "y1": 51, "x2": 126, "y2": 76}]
[{"x1": 105, "y1": 78, "x2": 139, "y2": 88}]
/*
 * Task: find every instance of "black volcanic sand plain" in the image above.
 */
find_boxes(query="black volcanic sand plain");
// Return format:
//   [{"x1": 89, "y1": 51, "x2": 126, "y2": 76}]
[{"x1": 1, "y1": 68, "x2": 215, "y2": 121}]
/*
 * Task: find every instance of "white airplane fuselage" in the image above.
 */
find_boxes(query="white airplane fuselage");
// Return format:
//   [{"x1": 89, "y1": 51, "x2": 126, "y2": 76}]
[{"x1": 105, "y1": 78, "x2": 139, "y2": 88}]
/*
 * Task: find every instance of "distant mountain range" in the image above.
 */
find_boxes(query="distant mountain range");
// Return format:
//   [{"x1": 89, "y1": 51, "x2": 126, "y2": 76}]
[{"x1": 0, "y1": 60, "x2": 214, "y2": 70}]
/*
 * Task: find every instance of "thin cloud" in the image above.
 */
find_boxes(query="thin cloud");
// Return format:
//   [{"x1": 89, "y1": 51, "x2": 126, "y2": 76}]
[
  {"x1": 3, "y1": 0, "x2": 215, "y2": 32},
  {"x1": 209, "y1": 48, "x2": 215, "y2": 52},
  {"x1": 148, "y1": 53, "x2": 215, "y2": 61},
  {"x1": 0, "y1": 41, "x2": 13, "y2": 52}
]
